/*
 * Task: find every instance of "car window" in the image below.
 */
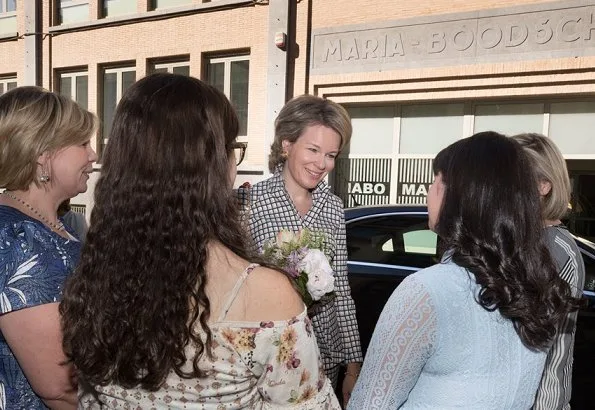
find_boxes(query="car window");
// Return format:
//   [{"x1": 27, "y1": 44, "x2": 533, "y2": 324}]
[{"x1": 346, "y1": 214, "x2": 438, "y2": 268}]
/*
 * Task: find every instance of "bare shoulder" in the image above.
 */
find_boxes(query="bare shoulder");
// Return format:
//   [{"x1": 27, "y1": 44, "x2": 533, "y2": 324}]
[{"x1": 242, "y1": 265, "x2": 304, "y2": 321}]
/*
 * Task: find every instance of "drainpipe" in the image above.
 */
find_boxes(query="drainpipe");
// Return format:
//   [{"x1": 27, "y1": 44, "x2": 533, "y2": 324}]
[
  {"x1": 264, "y1": 0, "x2": 292, "y2": 178},
  {"x1": 23, "y1": 0, "x2": 41, "y2": 86}
]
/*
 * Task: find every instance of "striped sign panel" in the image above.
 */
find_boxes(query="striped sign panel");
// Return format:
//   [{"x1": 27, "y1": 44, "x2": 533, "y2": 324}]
[
  {"x1": 71, "y1": 204, "x2": 87, "y2": 216},
  {"x1": 332, "y1": 157, "x2": 391, "y2": 207},
  {"x1": 396, "y1": 158, "x2": 434, "y2": 205}
]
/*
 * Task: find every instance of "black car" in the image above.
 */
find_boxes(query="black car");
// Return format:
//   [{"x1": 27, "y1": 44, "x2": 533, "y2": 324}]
[{"x1": 345, "y1": 205, "x2": 595, "y2": 409}]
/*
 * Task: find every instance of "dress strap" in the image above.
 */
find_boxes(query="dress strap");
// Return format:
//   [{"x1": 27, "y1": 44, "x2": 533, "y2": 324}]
[{"x1": 218, "y1": 263, "x2": 259, "y2": 322}]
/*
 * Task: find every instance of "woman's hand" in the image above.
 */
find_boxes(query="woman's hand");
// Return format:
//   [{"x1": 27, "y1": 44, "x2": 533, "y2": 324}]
[{"x1": 342, "y1": 362, "x2": 361, "y2": 407}]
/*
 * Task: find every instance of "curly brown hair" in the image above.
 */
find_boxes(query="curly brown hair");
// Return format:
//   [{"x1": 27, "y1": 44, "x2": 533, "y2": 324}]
[
  {"x1": 432, "y1": 132, "x2": 581, "y2": 350},
  {"x1": 60, "y1": 73, "x2": 253, "y2": 391}
]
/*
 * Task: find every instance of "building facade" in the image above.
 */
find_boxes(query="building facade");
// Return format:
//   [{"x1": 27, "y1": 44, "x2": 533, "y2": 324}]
[{"x1": 1, "y1": 0, "x2": 594, "y2": 237}]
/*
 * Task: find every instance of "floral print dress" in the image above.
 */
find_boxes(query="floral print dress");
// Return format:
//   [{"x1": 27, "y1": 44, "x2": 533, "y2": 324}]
[
  {"x1": 82, "y1": 264, "x2": 340, "y2": 409},
  {"x1": 0, "y1": 206, "x2": 81, "y2": 409}
]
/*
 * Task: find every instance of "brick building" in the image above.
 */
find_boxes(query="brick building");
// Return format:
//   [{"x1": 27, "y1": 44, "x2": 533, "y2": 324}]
[{"x1": 1, "y1": 0, "x2": 594, "y2": 236}]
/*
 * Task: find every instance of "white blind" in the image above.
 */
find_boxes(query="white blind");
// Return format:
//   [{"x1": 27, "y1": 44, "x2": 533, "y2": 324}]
[{"x1": 400, "y1": 103, "x2": 464, "y2": 154}]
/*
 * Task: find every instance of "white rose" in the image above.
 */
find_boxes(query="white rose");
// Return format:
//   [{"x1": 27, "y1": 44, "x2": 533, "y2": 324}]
[{"x1": 297, "y1": 249, "x2": 335, "y2": 301}]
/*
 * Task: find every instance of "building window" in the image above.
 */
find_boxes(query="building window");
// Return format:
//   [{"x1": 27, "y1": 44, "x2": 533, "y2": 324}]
[
  {"x1": 0, "y1": 0, "x2": 17, "y2": 35},
  {"x1": 400, "y1": 103, "x2": 464, "y2": 154},
  {"x1": 346, "y1": 106, "x2": 395, "y2": 155},
  {"x1": 57, "y1": 0, "x2": 89, "y2": 25},
  {"x1": 151, "y1": 0, "x2": 192, "y2": 10},
  {"x1": 0, "y1": 0, "x2": 16, "y2": 13},
  {"x1": 151, "y1": 60, "x2": 190, "y2": 76},
  {"x1": 474, "y1": 103, "x2": 543, "y2": 136},
  {"x1": 0, "y1": 77, "x2": 17, "y2": 95},
  {"x1": 102, "y1": 0, "x2": 136, "y2": 18},
  {"x1": 57, "y1": 71, "x2": 88, "y2": 109},
  {"x1": 101, "y1": 67, "x2": 136, "y2": 159},
  {"x1": 549, "y1": 101, "x2": 595, "y2": 155},
  {"x1": 206, "y1": 54, "x2": 249, "y2": 136}
]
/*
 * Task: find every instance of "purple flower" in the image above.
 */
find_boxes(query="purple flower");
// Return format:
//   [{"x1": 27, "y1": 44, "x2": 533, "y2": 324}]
[{"x1": 286, "y1": 249, "x2": 306, "y2": 277}]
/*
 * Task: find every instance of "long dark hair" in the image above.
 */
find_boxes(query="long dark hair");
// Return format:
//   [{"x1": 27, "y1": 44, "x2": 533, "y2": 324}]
[
  {"x1": 432, "y1": 131, "x2": 579, "y2": 350},
  {"x1": 60, "y1": 73, "x2": 252, "y2": 390}
]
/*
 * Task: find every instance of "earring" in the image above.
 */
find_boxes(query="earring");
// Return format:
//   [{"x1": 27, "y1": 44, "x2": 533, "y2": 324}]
[
  {"x1": 39, "y1": 167, "x2": 50, "y2": 183},
  {"x1": 281, "y1": 150, "x2": 289, "y2": 159}
]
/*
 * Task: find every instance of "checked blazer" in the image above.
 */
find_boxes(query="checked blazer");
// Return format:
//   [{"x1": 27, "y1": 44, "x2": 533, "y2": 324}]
[{"x1": 238, "y1": 170, "x2": 363, "y2": 385}]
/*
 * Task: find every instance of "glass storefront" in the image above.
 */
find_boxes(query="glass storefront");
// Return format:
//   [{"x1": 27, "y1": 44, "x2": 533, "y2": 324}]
[{"x1": 333, "y1": 99, "x2": 595, "y2": 239}]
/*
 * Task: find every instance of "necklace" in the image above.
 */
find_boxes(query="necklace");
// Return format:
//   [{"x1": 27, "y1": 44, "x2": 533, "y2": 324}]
[{"x1": 3, "y1": 191, "x2": 66, "y2": 233}]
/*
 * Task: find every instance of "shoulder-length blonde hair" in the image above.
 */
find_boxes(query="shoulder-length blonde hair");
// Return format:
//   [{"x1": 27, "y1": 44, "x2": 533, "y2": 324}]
[
  {"x1": 0, "y1": 86, "x2": 98, "y2": 190},
  {"x1": 269, "y1": 94, "x2": 352, "y2": 172},
  {"x1": 511, "y1": 133, "x2": 571, "y2": 221}
]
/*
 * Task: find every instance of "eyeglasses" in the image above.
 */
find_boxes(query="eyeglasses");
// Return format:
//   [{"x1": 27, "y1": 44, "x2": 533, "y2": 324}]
[{"x1": 231, "y1": 141, "x2": 247, "y2": 166}]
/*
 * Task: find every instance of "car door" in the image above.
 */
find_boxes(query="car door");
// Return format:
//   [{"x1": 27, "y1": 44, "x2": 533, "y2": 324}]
[{"x1": 345, "y1": 211, "x2": 438, "y2": 353}]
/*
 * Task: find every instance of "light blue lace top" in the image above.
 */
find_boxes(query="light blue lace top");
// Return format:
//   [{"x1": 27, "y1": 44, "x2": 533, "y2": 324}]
[
  {"x1": 349, "y1": 258, "x2": 547, "y2": 409},
  {"x1": 0, "y1": 206, "x2": 81, "y2": 409}
]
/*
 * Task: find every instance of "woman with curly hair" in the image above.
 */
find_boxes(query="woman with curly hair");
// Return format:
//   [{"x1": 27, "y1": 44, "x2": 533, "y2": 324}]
[
  {"x1": 348, "y1": 132, "x2": 581, "y2": 409},
  {"x1": 59, "y1": 73, "x2": 340, "y2": 409}
]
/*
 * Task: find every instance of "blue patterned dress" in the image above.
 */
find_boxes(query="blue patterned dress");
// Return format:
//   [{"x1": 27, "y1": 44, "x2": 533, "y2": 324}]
[{"x1": 0, "y1": 205, "x2": 81, "y2": 409}]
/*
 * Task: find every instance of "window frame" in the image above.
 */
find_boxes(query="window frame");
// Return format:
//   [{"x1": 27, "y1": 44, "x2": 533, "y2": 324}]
[
  {"x1": 101, "y1": 0, "x2": 137, "y2": 19},
  {"x1": 56, "y1": 69, "x2": 89, "y2": 109},
  {"x1": 151, "y1": 0, "x2": 193, "y2": 10},
  {"x1": 0, "y1": 0, "x2": 16, "y2": 14},
  {"x1": 0, "y1": 0, "x2": 16, "y2": 35},
  {"x1": 0, "y1": 76, "x2": 17, "y2": 95},
  {"x1": 55, "y1": 0, "x2": 89, "y2": 25},
  {"x1": 205, "y1": 53, "x2": 250, "y2": 138},
  {"x1": 99, "y1": 65, "x2": 136, "y2": 161},
  {"x1": 151, "y1": 59, "x2": 190, "y2": 75}
]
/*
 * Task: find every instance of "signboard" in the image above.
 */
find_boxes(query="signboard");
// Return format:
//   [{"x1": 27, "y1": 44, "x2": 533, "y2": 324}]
[
  {"x1": 332, "y1": 157, "x2": 391, "y2": 207},
  {"x1": 312, "y1": 2, "x2": 595, "y2": 74},
  {"x1": 396, "y1": 158, "x2": 434, "y2": 204}
]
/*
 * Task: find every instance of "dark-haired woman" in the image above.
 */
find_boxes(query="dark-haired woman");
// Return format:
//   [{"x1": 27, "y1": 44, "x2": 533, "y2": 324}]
[
  {"x1": 348, "y1": 132, "x2": 580, "y2": 409},
  {"x1": 60, "y1": 74, "x2": 340, "y2": 409}
]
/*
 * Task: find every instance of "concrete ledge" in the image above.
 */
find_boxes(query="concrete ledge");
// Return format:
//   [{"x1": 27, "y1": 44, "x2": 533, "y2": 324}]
[{"x1": 0, "y1": 31, "x2": 18, "y2": 41}]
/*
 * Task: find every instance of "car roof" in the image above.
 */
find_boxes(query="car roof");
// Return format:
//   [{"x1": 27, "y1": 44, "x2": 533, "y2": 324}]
[
  {"x1": 344, "y1": 204, "x2": 595, "y2": 254},
  {"x1": 345, "y1": 204, "x2": 427, "y2": 221}
]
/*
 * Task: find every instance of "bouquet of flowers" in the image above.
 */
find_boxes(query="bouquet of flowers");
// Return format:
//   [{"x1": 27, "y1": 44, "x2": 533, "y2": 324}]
[{"x1": 262, "y1": 228, "x2": 335, "y2": 307}]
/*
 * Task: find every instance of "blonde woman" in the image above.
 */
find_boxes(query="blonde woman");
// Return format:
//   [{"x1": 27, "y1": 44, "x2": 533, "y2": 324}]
[
  {"x1": 512, "y1": 133, "x2": 586, "y2": 410},
  {"x1": 239, "y1": 95, "x2": 362, "y2": 405},
  {"x1": 0, "y1": 86, "x2": 98, "y2": 409}
]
